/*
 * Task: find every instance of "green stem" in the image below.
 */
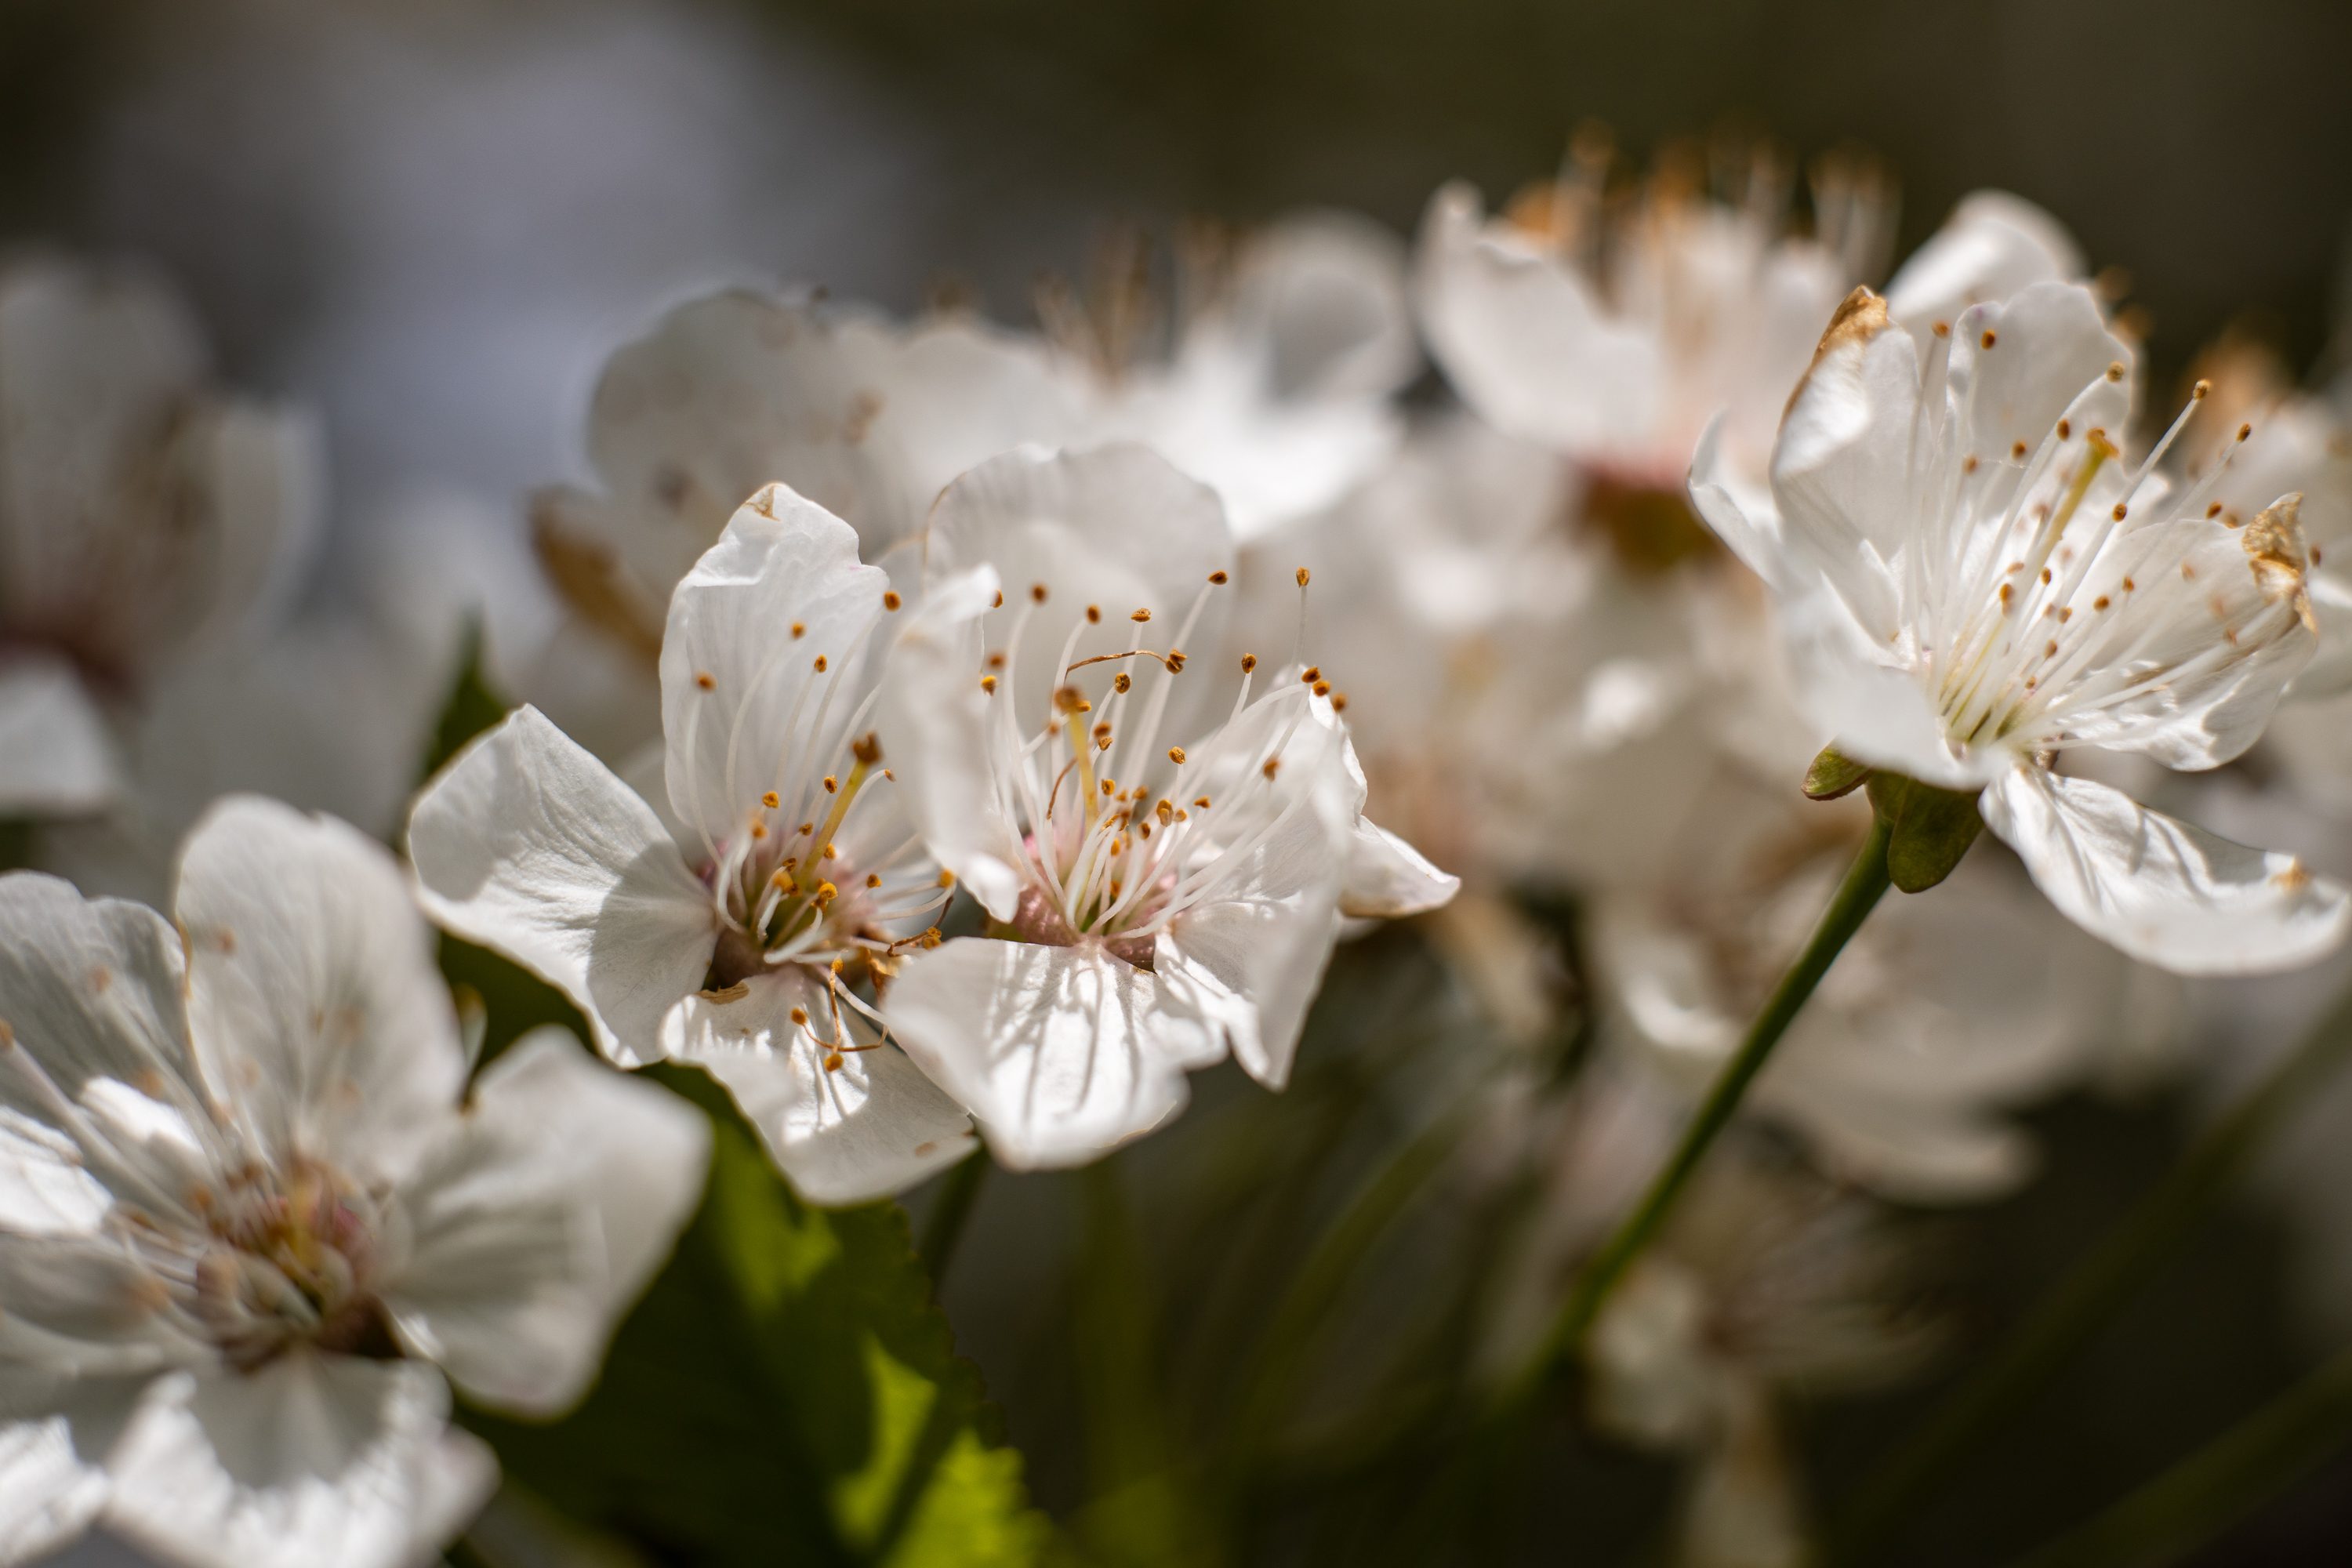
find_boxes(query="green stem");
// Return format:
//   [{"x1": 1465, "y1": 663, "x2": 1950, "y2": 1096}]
[
  {"x1": 1504, "y1": 814, "x2": 1893, "y2": 1409},
  {"x1": 916, "y1": 1149, "x2": 989, "y2": 1288},
  {"x1": 2005, "y1": 1341, "x2": 2352, "y2": 1568},
  {"x1": 1828, "y1": 977, "x2": 2352, "y2": 1564}
]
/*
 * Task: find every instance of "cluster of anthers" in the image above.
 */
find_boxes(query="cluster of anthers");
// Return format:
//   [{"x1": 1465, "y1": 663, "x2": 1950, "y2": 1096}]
[
  {"x1": 1904, "y1": 338, "x2": 2314, "y2": 760},
  {"x1": 977, "y1": 566, "x2": 1343, "y2": 964},
  {"x1": 179, "y1": 1157, "x2": 392, "y2": 1368},
  {"x1": 2, "y1": 1011, "x2": 394, "y2": 1368},
  {"x1": 678, "y1": 595, "x2": 956, "y2": 1075}
]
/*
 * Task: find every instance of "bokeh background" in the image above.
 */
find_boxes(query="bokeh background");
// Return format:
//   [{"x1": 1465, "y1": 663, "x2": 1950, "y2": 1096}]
[{"x1": 12, "y1": 2, "x2": 2352, "y2": 1562}]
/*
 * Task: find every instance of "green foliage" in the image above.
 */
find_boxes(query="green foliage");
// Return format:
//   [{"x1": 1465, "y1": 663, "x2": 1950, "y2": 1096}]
[
  {"x1": 462, "y1": 1063, "x2": 1053, "y2": 1566},
  {"x1": 1864, "y1": 770, "x2": 1984, "y2": 894}
]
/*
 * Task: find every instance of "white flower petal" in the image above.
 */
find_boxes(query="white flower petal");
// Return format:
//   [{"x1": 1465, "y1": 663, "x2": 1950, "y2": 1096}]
[
  {"x1": 659, "y1": 485, "x2": 894, "y2": 847},
  {"x1": 102, "y1": 1359, "x2": 491, "y2": 1568},
  {"x1": 408, "y1": 706, "x2": 715, "y2": 1068},
  {"x1": 1766, "y1": 291, "x2": 1915, "y2": 636},
  {"x1": 1946, "y1": 281, "x2": 2132, "y2": 473},
  {"x1": 382, "y1": 1031, "x2": 706, "y2": 1416},
  {"x1": 884, "y1": 938, "x2": 1222, "y2": 1171},
  {"x1": 1982, "y1": 764, "x2": 2351, "y2": 974},
  {"x1": 1413, "y1": 182, "x2": 1663, "y2": 459},
  {"x1": 0, "y1": 874, "x2": 204, "y2": 1169},
  {"x1": 0, "y1": 256, "x2": 205, "y2": 622},
  {"x1": 873, "y1": 564, "x2": 1023, "y2": 921},
  {"x1": 668, "y1": 971, "x2": 975, "y2": 1204},
  {"x1": 922, "y1": 444, "x2": 1237, "y2": 755},
  {"x1": 169, "y1": 400, "x2": 325, "y2": 658},
  {"x1": 565, "y1": 291, "x2": 1081, "y2": 595},
  {"x1": 1885, "y1": 190, "x2": 2083, "y2": 347},
  {"x1": 1156, "y1": 696, "x2": 1357, "y2": 1089},
  {"x1": 925, "y1": 443, "x2": 1236, "y2": 622},
  {"x1": 1340, "y1": 819, "x2": 1460, "y2": 920},
  {"x1": 0, "y1": 1376, "x2": 147, "y2": 1566},
  {"x1": 175, "y1": 798, "x2": 463, "y2": 1181},
  {"x1": 1219, "y1": 209, "x2": 1417, "y2": 403},
  {"x1": 0, "y1": 655, "x2": 116, "y2": 818},
  {"x1": 1688, "y1": 415, "x2": 1791, "y2": 592}
]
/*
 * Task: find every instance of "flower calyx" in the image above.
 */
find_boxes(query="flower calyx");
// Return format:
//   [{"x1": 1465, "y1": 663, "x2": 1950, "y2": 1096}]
[{"x1": 1863, "y1": 770, "x2": 1984, "y2": 895}]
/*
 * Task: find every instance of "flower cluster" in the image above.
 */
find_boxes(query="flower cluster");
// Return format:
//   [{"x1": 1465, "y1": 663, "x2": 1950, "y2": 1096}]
[{"x1": 9, "y1": 131, "x2": 2352, "y2": 1568}]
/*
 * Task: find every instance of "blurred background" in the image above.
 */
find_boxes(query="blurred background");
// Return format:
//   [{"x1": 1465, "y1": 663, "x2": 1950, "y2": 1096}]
[{"x1": 13, "y1": 2, "x2": 2352, "y2": 1563}]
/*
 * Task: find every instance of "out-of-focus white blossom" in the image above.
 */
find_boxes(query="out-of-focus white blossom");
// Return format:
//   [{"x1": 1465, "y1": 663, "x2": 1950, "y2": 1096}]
[
  {"x1": 0, "y1": 797, "x2": 705, "y2": 1568},
  {"x1": 1589, "y1": 771, "x2": 2125, "y2": 1203},
  {"x1": 1692, "y1": 281, "x2": 2350, "y2": 971},
  {"x1": 410, "y1": 485, "x2": 976, "y2": 1204},
  {"x1": 873, "y1": 445, "x2": 1451, "y2": 1168},
  {"x1": 522, "y1": 213, "x2": 1416, "y2": 751},
  {"x1": 0, "y1": 256, "x2": 319, "y2": 822},
  {"x1": 1496, "y1": 1068, "x2": 1938, "y2": 1568}
]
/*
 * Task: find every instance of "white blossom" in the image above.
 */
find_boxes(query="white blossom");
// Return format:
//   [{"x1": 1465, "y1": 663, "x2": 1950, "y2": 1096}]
[
  {"x1": 0, "y1": 797, "x2": 705, "y2": 1568},
  {"x1": 523, "y1": 214, "x2": 1416, "y2": 730},
  {"x1": 1693, "y1": 280, "x2": 2351, "y2": 971},
  {"x1": 873, "y1": 444, "x2": 1452, "y2": 1168},
  {"x1": 410, "y1": 485, "x2": 978, "y2": 1203},
  {"x1": 0, "y1": 256, "x2": 321, "y2": 822}
]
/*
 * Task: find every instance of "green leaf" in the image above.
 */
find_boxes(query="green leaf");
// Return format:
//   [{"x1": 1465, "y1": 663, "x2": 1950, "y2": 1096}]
[
  {"x1": 1802, "y1": 744, "x2": 1872, "y2": 801},
  {"x1": 1864, "y1": 771, "x2": 1984, "y2": 894},
  {"x1": 461, "y1": 1064, "x2": 1053, "y2": 1568}
]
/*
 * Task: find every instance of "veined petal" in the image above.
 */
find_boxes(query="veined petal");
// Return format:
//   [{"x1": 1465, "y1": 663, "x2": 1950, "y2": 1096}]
[
  {"x1": 1341, "y1": 819, "x2": 1460, "y2": 920},
  {"x1": 665, "y1": 971, "x2": 975, "y2": 1204},
  {"x1": 1412, "y1": 181, "x2": 1663, "y2": 459},
  {"x1": 1884, "y1": 191, "x2": 2083, "y2": 347},
  {"x1": 1689, "y1": 414, "x2": 1791, "y2": 592},
  {"x1": 1944, "y1": 281, "x2": 2132, "y2": 477},
  {"x1": 0, "y1": 655, "x2": 116, "y2": 817},
  {"x1": 0, "y1": 874, "x2": 209, "y2": 1190},
  {"x1": 381, "y1": 1031, "x2": 706, "y2": 1417},
  {"x1": 1156, "y1": 696, "x2": 1357, "y2": 1089},
  {"x1": 1778, "y1": 587, "x2": 2005, "y2": 790},
  {"x1": 176, "y1": 798, "x2": 464, "y2": 1184},
  {"x1": 924, "y1": 443, "x2": 1236, "y2": 626},
  {"x1": 1766, "y1": 289, "x2": 1914, "y2": 637},
  {"x1": 102, "y1": 1359, "x2": 492, "y2": 1568},
  {"x1": 883, "y1": 938, "x2": 1222, "y2": 1171},
  {"x1": 408, "y1": 706, "x2": 715, "y2": 1069},
  {"x1": 659, "y1": 483, "x2": 895, "y2": 846},
  {"x1": 873, "y1": 564, "x2": 1024, "y2": 922},
  {"x1": 1982, "y1": 764, "x2": 2350, "y2": 974}
]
